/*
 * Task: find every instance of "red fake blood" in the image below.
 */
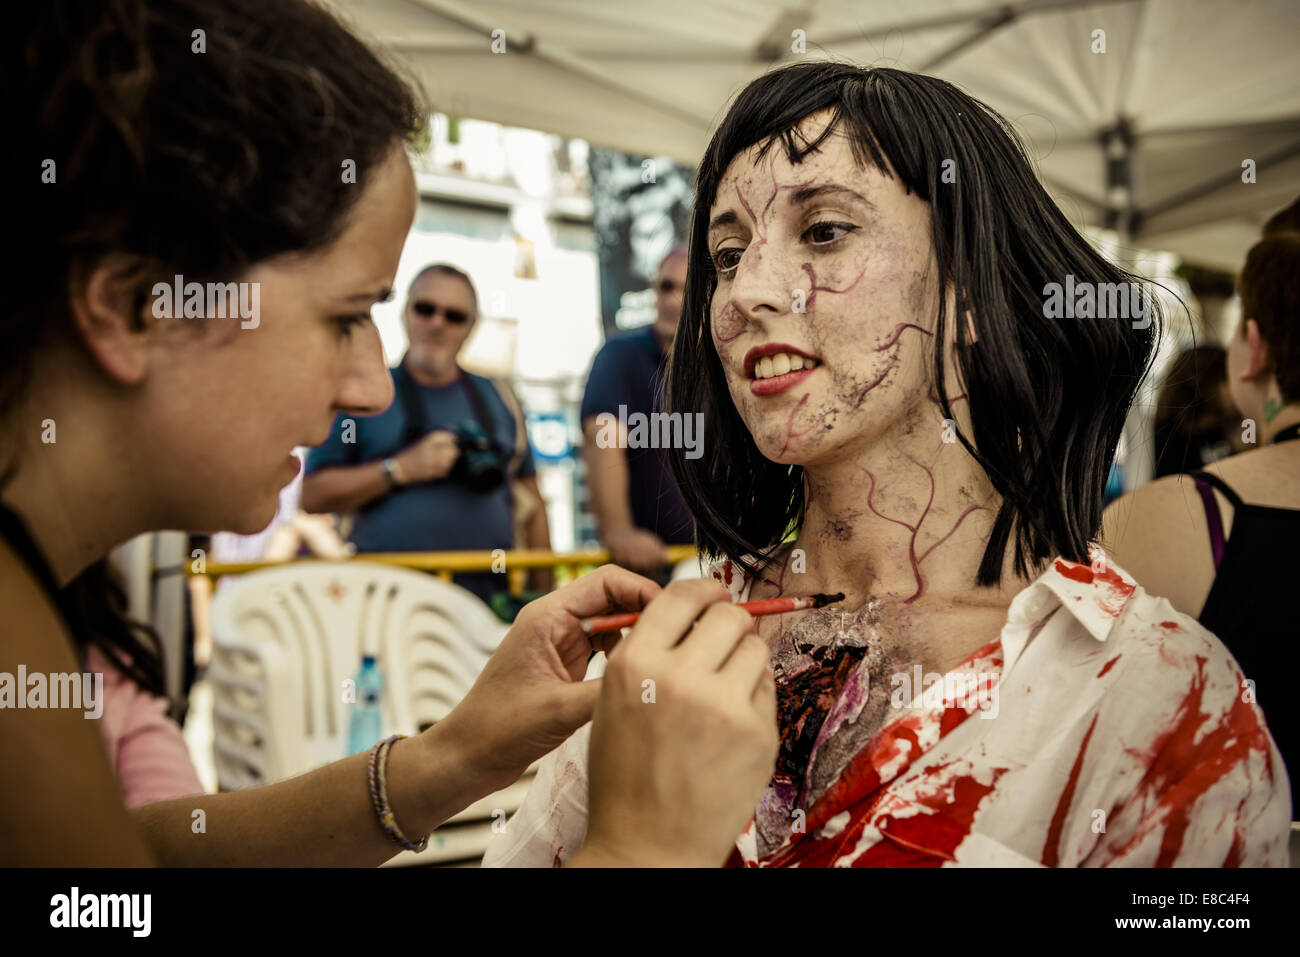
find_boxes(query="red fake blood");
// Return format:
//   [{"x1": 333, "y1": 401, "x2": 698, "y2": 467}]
[
  {"x1": 1160, "y1": 621, "x2": 1179, "y2": 630},
  {"x1": 1112, "y1": 657, "x2": 1275, "y2": 865},
  {"x1": 1054, "y1": 561, "x2": 1094, "y2": 584},
  {"x1": 1042, "y1": 712, "x2": 1099, "y2": 867},
  {"x1": 1096, "y1": 655, "x2": 1121, "y2": 678},
  {"x1": 1053, "y1": 560, "x2": 1136, "y2": 616},
  {"x1": 875, "y1": 768, "x2": 1008, "y2": 864},
  {"x1": 1222, "y1": 829, "x2": 1245, "y2": 867}
]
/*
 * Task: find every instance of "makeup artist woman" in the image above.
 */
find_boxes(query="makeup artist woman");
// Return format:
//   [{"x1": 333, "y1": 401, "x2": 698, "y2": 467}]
[{"x1": 0, "y1": 0, "x2": 778, "y2": 867}]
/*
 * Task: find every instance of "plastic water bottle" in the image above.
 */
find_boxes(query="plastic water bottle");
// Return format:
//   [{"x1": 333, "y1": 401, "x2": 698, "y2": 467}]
[{"x1": 347, "y1": 655, "x2": 385, "y2": 755}]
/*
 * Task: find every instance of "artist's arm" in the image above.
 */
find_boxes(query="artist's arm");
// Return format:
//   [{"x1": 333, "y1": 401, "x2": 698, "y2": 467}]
[
  {"x1": 132, "y1": 564, "x2": 661, "y2": 865},
  {"x1": 581, "y1": 416, "x2": 667, "y2": 573},
  {"x1": 131, "y1": 719, "x2": 488, "y2": 866},
  {"x1": 300, "y1": 430, "x2": 458, "y2": 515}
]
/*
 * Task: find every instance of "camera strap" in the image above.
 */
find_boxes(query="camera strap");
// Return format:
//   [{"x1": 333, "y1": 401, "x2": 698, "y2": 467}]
[{"x1": 392, "y1": 355, "x2": 505, "y2": 453}]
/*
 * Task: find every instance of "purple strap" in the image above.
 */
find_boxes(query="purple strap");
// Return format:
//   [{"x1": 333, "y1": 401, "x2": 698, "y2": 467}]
[{"x1": 1193, "y1": 476, "x2": 1227, "y2": 569}]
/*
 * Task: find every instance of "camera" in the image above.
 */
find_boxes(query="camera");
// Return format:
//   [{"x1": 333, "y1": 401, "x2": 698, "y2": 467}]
[{"x1": 450, "y1": 421, "x2": 509, "y2": 491}]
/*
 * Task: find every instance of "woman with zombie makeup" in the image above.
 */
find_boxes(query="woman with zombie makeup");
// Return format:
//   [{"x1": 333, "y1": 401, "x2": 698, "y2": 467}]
[
  {"x1": 1, "y1": 0, "x2": 778, "y2": 867},
  {"x1": 485, "y1": 62, "x2": 1290, "y2": 867}
]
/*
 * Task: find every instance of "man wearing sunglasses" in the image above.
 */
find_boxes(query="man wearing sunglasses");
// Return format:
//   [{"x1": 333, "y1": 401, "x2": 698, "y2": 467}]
[
  {"x1": 302, "y1": 263, "x2": 552, "y2": 603},
  {"x1": 581, "y1": 246, "x2": 695, "y2": 579}
]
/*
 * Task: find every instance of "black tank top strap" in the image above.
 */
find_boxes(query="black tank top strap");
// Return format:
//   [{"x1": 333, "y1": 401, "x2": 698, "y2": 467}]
[
  {"x1": 0, "y1": 498, "x2": 75, "y2": 633},
  {"x1": 1187, "y1": 469, "x2": 1244, "y2": 508},
  {"x1": 1272, "y1": 422, "x2": 1300, "y2": 445}
]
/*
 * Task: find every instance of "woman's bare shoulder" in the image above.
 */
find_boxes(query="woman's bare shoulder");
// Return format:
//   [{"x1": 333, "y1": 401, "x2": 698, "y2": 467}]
[
  {"x1": 1200, "y1": 442, "x2": 1300, "y2": 506},
  {"x1": 1100, "y1": 475, "x2": 1217, "y2": 618}
]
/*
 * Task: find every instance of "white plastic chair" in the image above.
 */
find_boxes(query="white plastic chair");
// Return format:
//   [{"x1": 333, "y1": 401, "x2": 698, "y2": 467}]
[{"x1": 208, "y1": 562, "x2": 508, "y2": 790}]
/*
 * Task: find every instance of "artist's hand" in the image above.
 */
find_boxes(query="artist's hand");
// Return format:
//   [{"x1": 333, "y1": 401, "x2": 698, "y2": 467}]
[
  {"x1": 574, "y1": 579, "x2": 779, "y2": 868},
  {"x1": 394, "y1": 428, "x2": 459, "y2": 484},
  {"x1": 605, "y1": 526, "x2": 668, "y2": 574},
  {"x1": 439, "y1": 564, "x2": 660, "y2": 792}
]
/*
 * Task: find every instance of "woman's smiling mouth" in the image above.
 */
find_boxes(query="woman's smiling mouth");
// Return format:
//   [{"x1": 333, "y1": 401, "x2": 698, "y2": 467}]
[{"x1": 744, "y1": 343, "x2": 823, "y2": 396}]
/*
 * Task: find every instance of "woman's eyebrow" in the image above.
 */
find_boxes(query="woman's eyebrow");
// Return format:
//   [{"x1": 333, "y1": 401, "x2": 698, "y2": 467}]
[
  {"x1": 788, "y1": 183, "x2": 875, "y2": 210},
  {"x1": 342, "y1": 286, "x2": 394, "y2": 305},
  {"x1": 707, "y1": 209, "x2": 741, "y2": 235}
]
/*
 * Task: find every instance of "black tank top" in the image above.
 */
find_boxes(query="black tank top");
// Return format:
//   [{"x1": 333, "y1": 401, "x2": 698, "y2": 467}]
[{"x1": 1190, "y1": 421, "x2": 1300, "y2": 817}]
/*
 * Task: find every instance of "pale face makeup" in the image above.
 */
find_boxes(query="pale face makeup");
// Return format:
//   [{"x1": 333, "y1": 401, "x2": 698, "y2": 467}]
[{"x1": 707, "y1": 111, "x2": 943, "y2": 470}]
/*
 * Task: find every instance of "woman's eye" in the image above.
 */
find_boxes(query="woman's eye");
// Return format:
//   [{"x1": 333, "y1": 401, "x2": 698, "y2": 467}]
[
  {"x1": 804, "y1": 221, "x2": 858, "y2": 245},
  {"x1": 336, "y1": 313, "x2": 371, "y2": 335},
  {"x1": 713, "y1": 247, "x2": 743, "y2": 275}
]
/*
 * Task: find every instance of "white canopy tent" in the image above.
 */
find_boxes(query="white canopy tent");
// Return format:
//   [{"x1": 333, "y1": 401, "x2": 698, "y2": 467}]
[{"x1": 330, "y1": 0, "x2": 1300, "y2": 272}]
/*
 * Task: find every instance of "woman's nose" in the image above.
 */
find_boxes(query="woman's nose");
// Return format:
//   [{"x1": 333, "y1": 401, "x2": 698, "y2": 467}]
[
  {"x1": 729, "y1": 245, "x2": 799, "y2": 320},
  {"x1": 336, "y1": 325, "x2": 394, "y2": 415}
]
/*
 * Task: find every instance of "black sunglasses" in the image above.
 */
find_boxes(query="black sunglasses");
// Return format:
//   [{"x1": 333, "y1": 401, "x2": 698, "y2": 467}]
[
  {"x1": 654, "y1": 279, "x2": 683, "y2": 294},
  {"x1": 411, "y1": 300, "x2": 471, "y2": 324}
]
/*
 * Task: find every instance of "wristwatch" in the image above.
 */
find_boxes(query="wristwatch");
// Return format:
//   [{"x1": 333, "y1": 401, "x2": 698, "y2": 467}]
[{"x1": 381, "y1": 456, "x2": 405, "y2": 488}]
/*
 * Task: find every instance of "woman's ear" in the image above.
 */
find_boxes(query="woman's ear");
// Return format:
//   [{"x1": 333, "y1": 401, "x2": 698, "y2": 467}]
[
  {"x1": 67, "y1": 255, "x2": 154, "y2": 386},
  {"x1": 1243, "y1": 318, "x2": 1271, "y2": 378}
]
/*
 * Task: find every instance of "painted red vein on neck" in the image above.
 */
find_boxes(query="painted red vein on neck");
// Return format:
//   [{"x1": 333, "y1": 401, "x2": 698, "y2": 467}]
[{"x1": 863, "y1": 454, "x2": 988, "y2": 603}]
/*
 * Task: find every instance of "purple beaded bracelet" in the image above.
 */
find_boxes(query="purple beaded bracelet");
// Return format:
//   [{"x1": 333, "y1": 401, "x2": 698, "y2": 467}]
[{"x1": 367, "y1": 734, "x2": 429, "y2": 853}]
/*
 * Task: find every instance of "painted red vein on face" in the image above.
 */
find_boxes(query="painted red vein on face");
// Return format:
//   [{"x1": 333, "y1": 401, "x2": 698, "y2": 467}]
[
  {"x1": 736, "y1": 186, "x2": 763, "y2": 244},
  {"x1": 778, "y1": 393, "x2": 812, "y2": 457},
  {"x1": 928, "y1": 383, "x2": 968, "y2": 406},
  {"x1": 876, "y1": 322, "x2": 934, "y2": 351},
  {"x1": 712, "y1": 303, "x2": 745, "y2": 343},
  {"x1": 852, "y1": 355, "x2": 899, "y2": 406},
  {"x1": 1043, "y1": 712, "x2": 1099, "y2": 867},
  {"x1": 863, "y1": 454, "x2": 988, "y2": 603},
  {"x1": 800, "y1": 262, "x2": 867, "y2": 313},
  {"x1": 762, "y1": 170, "x2": 816, "y2": 227}
]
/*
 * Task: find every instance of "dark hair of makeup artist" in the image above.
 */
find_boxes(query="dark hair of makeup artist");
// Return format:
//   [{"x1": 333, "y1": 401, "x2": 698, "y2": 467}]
[
  {"x1": 665, "y1": 62, "x2": 1163, "y2": 585},
  {"x1": 4, "y1": 0, "x2": 424, "y2": 694}
]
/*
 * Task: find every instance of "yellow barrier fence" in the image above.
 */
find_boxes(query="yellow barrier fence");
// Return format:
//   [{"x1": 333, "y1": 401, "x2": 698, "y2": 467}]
[{"x1": 190, "y1": 545, "x2": 701, "y2": 596}]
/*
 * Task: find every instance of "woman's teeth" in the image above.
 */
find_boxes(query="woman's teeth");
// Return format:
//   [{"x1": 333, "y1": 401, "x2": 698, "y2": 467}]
[{"x1": 753, "y1": 353, "x2": 820, "y2": 379}]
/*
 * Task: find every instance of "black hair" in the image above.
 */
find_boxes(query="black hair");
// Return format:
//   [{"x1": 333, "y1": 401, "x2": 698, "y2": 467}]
[
  {"x1": 665, "y1": 62, "x2": 1161, "y2": 586},
  {"x1": 64, "y1": 559, "x2": 167, "y2": 699},
  {"x1": 5, "y1": 0, "x2": 425, "y2": 696}
]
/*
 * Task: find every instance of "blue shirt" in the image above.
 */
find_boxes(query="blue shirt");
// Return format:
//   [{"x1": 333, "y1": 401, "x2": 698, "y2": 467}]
[
  {"x1": 580, "y1": 325, "x2": 695, "y2": 545},
  {"x1": 305, "y1": 366, "x2": 536, "y2": 603}
]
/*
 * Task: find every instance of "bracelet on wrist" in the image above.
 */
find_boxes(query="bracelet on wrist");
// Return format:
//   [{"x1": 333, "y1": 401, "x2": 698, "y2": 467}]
[{"x1": 366, "y1": 734, "x2": 429, "y2": 853}]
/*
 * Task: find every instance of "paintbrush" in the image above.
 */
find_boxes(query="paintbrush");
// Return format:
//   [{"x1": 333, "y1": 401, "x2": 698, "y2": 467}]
[{"x1": 580, "y1": 592, "x2": 846, "y2": 636}]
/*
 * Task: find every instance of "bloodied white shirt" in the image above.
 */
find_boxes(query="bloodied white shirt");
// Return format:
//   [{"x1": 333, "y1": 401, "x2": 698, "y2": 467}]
[{"x1": 481, "y1": 554, "x2": 1291, "y2": 867}]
